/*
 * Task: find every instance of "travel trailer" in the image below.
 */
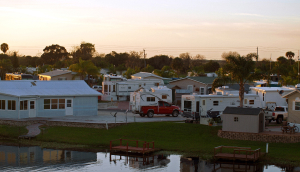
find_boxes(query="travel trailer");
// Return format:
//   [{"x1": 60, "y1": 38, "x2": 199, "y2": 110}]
[
  {"x1": 130, "y1": 86, "x2": 172, "y2": 113},
  {"x1": 181, "y1": 93, "x2": 261, "y2": 117},
  {"x1": 102, "y1": 74, "x2": 164, "y2": 101},
  {"x1": 249, "y1": 87, "x2": 294, "y2": 109}
]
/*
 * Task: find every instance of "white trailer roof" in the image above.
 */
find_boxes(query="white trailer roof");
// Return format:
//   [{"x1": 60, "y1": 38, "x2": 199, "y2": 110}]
[
  {"x1": 250, "y1": 87, "x2": 294, "y2": 92},
  {"x1": 0, "y1": 80, "x2": 102, "y2": 97}
]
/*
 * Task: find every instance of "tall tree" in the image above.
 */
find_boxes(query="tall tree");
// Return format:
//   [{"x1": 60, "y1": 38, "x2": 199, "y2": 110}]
[
  {"x1": 41, "y1": 44, "x2": 69, "y2": 65},
  {"x1": 0, "y1": 43, "x2": 9, "y2": 54},
  {"x1": 286, "y1": 51, "x2": 295, "y2": 65},
  {"x1": 212, "y1": 53, "x2": 260, "y2": 107},
  {"x1": 0, "y1": 59, "x2": 13, "y2": 80},
  {"x1": 171, "y1": 57, "x2": 183, "y2": 77},
  {"x1": 11, "y1": 51, "x2": 19, "y2": 70},
  {"x1": 204, "y1": 60, "x2": 220, "y2": 73},
  {"x1": 179, "y1": 52, "x2": 192, "y2": 73},
  {"x1": 72, "y1": 42, "x2": 96, "y2": 62}
]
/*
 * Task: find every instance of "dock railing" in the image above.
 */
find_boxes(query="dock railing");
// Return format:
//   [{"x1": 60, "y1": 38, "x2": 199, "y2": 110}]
[
  {"x1": 214, "y1": 146, "x2": 261, "y2": 161},
  {"x1": 110, "y1": 139, "x2": 155, "y2": 154}
]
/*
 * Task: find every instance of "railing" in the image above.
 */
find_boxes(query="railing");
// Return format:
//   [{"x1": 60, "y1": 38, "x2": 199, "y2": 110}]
[{"x1": 110, "y1": 139, "x2": 155, "y2": 154}]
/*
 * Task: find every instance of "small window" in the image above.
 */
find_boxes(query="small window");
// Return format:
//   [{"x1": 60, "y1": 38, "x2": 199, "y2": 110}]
[
  {"x1": 244, "y1": 99, "x2": 248, "y2": 104},
  {"x1": 8, "y1": 100, "x2": 16, "y2": 110},
  {"x1": 234, "y1": 117, "x2": 239, "y2": 122},
  {"x1": 20, "y1": 100, "x2": 28, "y2": 110},
  {"x1": 30, "y1": 101, "x2": 35, "y2": 109},
  {"x1": 44, "y1": 99, "x2": 50, "y2": 109},
  {"x1": 162, "y1": 95, "x2": 167, "y2": 99},
  {"x1": 59, "y1": 99, "x2": 65, "y2": 109},
  {"x1": 200, "y1": 87, "x2": 205, "y2": 95},
  {"x1": 51, "y1": 99, "x2": 58, "y2": 109},
  {"x1": 113, "y1": 85, "x2": 116, "y2": 92},
  {"x1": 184, "y1": 101, "x2": 192, "y2": 111},
  {"x1": 202, "y1": 100, "x2": 205, "y2": 106},
  {"x1": 67, "y1": 100, "x2": 72, "y2": 107},
  {"x1": 147, "y1": 97, "x2": 155, "y2": 102},
  {"x1": 213, "y1": 101, "x2": 219, "y2": 106},
  {"x1": 249, "y1": 100, "x2": 254, "y2": 105},
  {"x1": 104, "y1": 85, "x2": 108, "y2": 92},
  {"x1": 128, "y1": 86, "x2": 131, "y2": 89},
  {"x1": 139, "y1": 85, "x2": 141, "y2": 87},
  {"x1": 0, "y1": 100, "x2": 5, "y2": 110}
]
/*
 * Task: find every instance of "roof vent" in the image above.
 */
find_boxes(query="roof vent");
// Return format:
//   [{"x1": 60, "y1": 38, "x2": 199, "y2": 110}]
[{"x1": 31, "y1": 82, "x2": 36, "y2": 87}]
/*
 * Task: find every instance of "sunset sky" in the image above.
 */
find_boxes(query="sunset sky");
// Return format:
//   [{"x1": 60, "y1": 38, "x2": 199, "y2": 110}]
[{"x1": 1, "y1": 0, "x2": 300, "y2": 60}]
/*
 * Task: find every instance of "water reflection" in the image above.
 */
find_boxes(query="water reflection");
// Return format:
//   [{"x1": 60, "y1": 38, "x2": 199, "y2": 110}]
[{"x1": 0, "y1": 144, "x2": 298, "y2": 172}]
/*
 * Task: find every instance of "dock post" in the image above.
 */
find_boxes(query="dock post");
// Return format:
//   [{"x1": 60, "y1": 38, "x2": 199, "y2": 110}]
[{"x1": 266, "y1": 143, "x2": 269, "y2": 153}]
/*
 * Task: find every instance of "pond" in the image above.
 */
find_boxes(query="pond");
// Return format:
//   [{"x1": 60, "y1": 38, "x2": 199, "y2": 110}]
[{"x1": 0, "y1": 145, "x2": 297, "y2": 172}]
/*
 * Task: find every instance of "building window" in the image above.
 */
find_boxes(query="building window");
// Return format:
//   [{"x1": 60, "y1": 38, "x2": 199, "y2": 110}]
[
  {"x1": 244, "y1": 99, "x2": 248, "y2": 104},
  {"x1": 202, "y1": 100, "x2": 205, "y2": 106},
  {"x1": 147, "y1": 97, "x2": 155, "y2": 102},
  {"x1": 200, "y1": 87, "x2": 205, "y2": 95},
  {"x1": 249, "y1": 100, "x2": 254, "y2": 105},
  {"x1": 213, "y1": 101, "x2": 219, "y2": 106},
  {"x1": 44, "y1": 99, "x2": 65, "y2": 110},
  {"x1": 162, "y1": 95, "x2": 167, "y2": 99},
  {"x1": 0, "y1": 100, "x2": 5, "y2": 110},
  {"x1": 155, "y1": 83, "x2": 159, "y2": 86},
  {"x1": 295, "y1": 102, "x2": 300, "y2": 110},
  {"x1": 20, "y1": 100, "x2": 28, "y2": 110},
  {"x1": 104, "y1": 85, "x2": 108, "y2": 92},
  {"x1": 8, "y1": 100, "x2": 16, "y2": 110},
  {"x1": 128, "y1": 86, "x2": 131, "y2": 89},
  {"x1": 234, "y1": 117, "x2": 239, "y2": 122},
  {"x1": 113, "y1": 85, "x2": 116, "y2": 92}
]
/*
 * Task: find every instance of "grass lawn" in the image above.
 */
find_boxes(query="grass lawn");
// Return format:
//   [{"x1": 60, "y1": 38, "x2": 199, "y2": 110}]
[
  {"x1": 0, "y1": 125, "x2": 27, "y2": 138},
  {"x1": 1, "y1": 122, "x2": 300, "y2": 165}
]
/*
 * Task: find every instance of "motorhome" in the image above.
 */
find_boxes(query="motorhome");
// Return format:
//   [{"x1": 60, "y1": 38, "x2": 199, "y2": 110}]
[
  {"x1": 102, "y1": 74, "x2": 164, "y2": 101},
  {"x1": 181, "y1": 92, "x2": 261, "y2": 117},
  {"x1": 130, "y1": 86, "x2": 172, "y2": 112},
  {"x1": 249, "y1": 87, "x2": 294, "y2": 109}
]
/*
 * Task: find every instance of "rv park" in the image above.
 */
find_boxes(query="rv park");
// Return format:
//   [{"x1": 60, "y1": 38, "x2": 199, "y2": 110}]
[{"x1": 1, "y1": 46, "x2": 300, "y2": 166}]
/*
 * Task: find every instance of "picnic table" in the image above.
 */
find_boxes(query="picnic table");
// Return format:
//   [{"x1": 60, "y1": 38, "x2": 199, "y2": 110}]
[{"x1": 281, "y1": 121, "x2": 299, "y2": 134}]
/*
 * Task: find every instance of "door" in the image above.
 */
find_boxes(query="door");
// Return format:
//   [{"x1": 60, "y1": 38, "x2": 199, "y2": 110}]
[
  {"x1": 29, "y1": 100, "x2": 36, "y2": 118},
  {"x1": 66, "y1": 99, "x2": 73, "y2": 116}
]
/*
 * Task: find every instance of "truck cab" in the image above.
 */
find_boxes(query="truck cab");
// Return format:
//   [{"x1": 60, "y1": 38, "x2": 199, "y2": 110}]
[{"x1": 140, "y1": 101, "x2": 181, "y2": 118}]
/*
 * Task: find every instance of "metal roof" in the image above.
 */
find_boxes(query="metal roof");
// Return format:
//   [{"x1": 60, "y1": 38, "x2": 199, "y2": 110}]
[
  {"x1": 131, "y1": 72, "x2": 163, "y2": 79},
  {"x1": 0, "y1": 80, "x2": 102, "y2": 97},
  {"x1": 169, "y1": 77, "x2": 217, "y2": 84},
  {"x1": 38, "y1": 70, "x2": 72, "y2": 77},
  {"x1": 223, "y1": 107, "x2": 262, "y2": 115}
]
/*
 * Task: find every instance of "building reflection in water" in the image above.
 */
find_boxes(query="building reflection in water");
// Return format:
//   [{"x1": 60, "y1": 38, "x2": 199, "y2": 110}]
[
  {"x1": 109, "y1": 152, "x2": 170, "y2": 170},
  {"x1": 0, "y1": 145, "x2": 97, "y2": 167}
]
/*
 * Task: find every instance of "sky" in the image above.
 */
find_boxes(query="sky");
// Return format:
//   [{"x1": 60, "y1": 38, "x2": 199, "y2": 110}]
[{"x1": 1, "y1": 0, "x2": 300, "y2": 60}]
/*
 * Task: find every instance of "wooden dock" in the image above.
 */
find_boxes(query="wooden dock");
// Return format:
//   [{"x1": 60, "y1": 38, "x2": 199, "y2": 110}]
[
  {"x1": 214, "y1": 146, "x2": 263, "y2": 162},
  {"x1": 110, "y1": 139, "x2": 155, "y2": 154}
]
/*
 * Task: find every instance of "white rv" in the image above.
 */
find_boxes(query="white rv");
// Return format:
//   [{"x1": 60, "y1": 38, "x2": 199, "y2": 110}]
[
  {"x1": 249, "y1": 87, "x2": 294, "y2": 109},
  {"x1": 131, "y1": 86, "x2": 172, "y2": 112},
  {"x1": 102, "y1": 74, "x2": 164, "y2": 101},
  {"x1": 181, "y1": 93, "x2": 261, "y2": 117}
]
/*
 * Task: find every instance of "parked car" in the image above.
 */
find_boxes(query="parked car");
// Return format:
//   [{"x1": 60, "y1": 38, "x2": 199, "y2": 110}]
[
  {"x1": 92, "y1": 85, "x2": 102, "y2": 92},
  {"x1": 134, "y1": 101, "x2": 181, "y2": 118}
]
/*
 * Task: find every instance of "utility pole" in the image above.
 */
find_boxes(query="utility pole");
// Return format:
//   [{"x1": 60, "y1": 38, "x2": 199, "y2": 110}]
[
  {"x1": 143, "y1": 49, "x2": 146, "y2": 68},
  {"x1": 257, "y1": 47, "x2": 258, "y2": 63}
]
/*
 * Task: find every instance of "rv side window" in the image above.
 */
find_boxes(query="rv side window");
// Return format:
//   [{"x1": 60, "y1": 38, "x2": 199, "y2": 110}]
[
  {"x1": 147, "y1": 97, "x2": 155, "y2": 102},
  {"x1": 213, "y1": 101, "x2": 218, "y2": 106},
  {"x1": 155, "y1": 83, "x2": 159, "y2": 86},
  {"x1": 249, "y1": 100, "x2": 254, "y2": 105},
  {"x1": 202, "y1": 100, "x2": 205, "y2": 106},
  {"x1": 184, "y1": 101, "x2": 192, "y2": 111},
  {"x1": 162, "y1": 95, "x2": 167, "y2": 99},
  {"x1": 244, "y1": 99, "x2": 248, "y2": 104}
]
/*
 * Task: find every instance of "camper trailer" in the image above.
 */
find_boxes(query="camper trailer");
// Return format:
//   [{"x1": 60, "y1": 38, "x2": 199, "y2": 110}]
[
  {"x1": 181, "y1": 93, "x2": 261, "y2": 117},
  {"x1": 249, "y1": 87, "x2": 294, "y2": 109},
  {"x1": 131, "y1": 86, "x2": 180, "y2": 117}
]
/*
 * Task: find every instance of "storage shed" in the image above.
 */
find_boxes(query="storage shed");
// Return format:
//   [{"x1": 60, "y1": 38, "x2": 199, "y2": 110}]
[
  {"x1": 222, "y1": 107, "x2": 264, "y2": 133},
  {"x1": 0, "y1": 80, "x2": 102, "y2": 119}
]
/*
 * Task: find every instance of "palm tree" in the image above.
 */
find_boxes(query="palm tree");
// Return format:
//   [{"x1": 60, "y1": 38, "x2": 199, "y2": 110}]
[
  {"x1": 212, "y1": 53, "x2": 260, "y2": 107},
  {"x1": 286, "y1": 51, "x2": 295, "y2": 65},
  {"x1": 0, "y1": 43, "x2": 9, "y2": 54},
  {"x1": 69, "y1": 58, "x2": 99, "y2": 85}
]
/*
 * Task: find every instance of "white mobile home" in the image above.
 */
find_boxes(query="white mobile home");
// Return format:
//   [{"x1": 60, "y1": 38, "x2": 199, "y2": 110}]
[
  {"x1": 249, "y1": 87, "x2": 294, "y2": 108},
  {"x1": 102, "y1": 74, "x2": 164, "y2": 101},
  {"x1": 0, "y1": 80, "x2": 102, "y2": 119},
  {"x1": 181, "y1": 93, "x2": 261, "y2": 117},
  {"x1": 130, "y1": 86, "x2": 172, "y2": 112}
]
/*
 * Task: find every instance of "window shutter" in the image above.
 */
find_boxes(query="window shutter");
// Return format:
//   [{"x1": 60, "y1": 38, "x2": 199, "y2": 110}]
[{"x1": 293, "y1": 101, "x2": 295, "y2": 110}]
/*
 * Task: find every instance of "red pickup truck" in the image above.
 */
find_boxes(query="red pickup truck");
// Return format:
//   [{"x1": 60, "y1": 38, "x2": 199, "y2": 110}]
[{"x1": 138, "y1": 101, "x2": 181, "y2": 118}]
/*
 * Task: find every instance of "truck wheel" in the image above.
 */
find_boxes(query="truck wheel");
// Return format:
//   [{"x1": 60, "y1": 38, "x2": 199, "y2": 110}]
[
  {"x1": 172, "y1": 111, "x2": 179, "y2": 117},
  {"x1": 276, "y1": 117, "x2": 283, "y2": 124},
  {"x1": 140, "y1": 114, "x2": 145, "y2": 117},
  {"x1": 147, "y1": 111, "x2": 154, "y2": 118}
]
